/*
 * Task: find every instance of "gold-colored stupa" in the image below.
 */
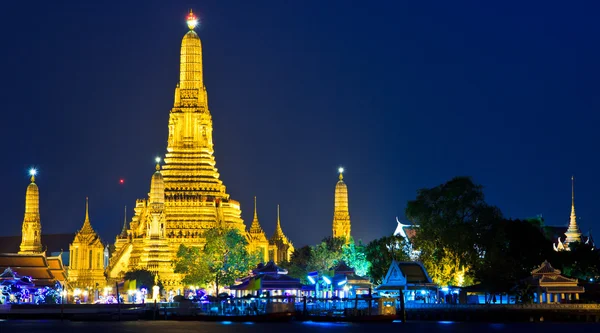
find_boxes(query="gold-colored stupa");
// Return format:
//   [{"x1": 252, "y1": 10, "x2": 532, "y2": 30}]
[
  {"x1": 19, "y1": 169, "x2": 42, "y2": 254},
  {"x1": 332, "y1": 168, "x2": 351, "y2": 242},
  {"x1": 107, "y1": 11, "x2": 293, "y2": 290}
]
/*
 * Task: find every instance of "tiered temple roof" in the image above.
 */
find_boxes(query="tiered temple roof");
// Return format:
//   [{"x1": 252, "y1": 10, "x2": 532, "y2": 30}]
[
  {"x1": 529, "y1": 260, "x2": 584, "y2": 294},
  {"x1": 0, "y1": 253, "x2": 64, "y2": 287}
]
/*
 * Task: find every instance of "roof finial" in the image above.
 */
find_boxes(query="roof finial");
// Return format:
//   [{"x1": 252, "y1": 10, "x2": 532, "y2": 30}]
[
  {"x1": 29, "y1": 168, "x2": 37, "y2": 183},
  {"x1": 338, "y1": 167, "x2": 344, "y2": 181},
  {"x1": 253, "y1": 196, "x2": 258, "y2": 220},
  {"x1": 85, "y1": 197, "x2": 90, "y2": 222},
  {"x1": 571, "y1": 175, "x2": 575, "y2": 209},
  {"x1": 186, "y1": 9, "x2": 198, "y2": 30},
  {"x1": 277, "y1": 204, "x2": 281, "y2": 227},
  {"x1": 155, "y1": 157, "x2": 161, "y2": 171}
]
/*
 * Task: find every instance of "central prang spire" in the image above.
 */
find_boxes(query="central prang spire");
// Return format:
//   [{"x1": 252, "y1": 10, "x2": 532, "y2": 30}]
[
  {"x1": 332, "y1": 167, "x2": 351, "y2": 242},
  {"x1": 177, "y1": 9, "x2": 204, "y2": 96}
]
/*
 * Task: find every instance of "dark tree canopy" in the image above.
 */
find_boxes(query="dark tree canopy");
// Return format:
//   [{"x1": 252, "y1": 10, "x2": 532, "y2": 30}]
[
  {"x1": 406, "y1": 176, "x2": 502, "y2": 286},
  {"x1": 365, "y1": 235, "x2": 409, "y2": 285},
  {"x1": 123, "y1": 269, "x2": 159, "y2": 290}
]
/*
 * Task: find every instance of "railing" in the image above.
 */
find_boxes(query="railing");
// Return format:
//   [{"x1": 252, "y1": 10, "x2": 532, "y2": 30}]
[{"x1": 403, "y1": 302, "x2": 600, "y2": 310}]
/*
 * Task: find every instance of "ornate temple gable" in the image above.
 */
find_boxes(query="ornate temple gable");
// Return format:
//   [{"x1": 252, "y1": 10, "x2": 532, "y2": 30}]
[
  {"x1": 332, "y1": 168, "x2": 351, "y2": 242},
  {"x1": 381, "y1": 260, "x2": 407, "y2": 287},
  {"x1": 73, "y1": 198, "x2": 103, "y2": 247}
]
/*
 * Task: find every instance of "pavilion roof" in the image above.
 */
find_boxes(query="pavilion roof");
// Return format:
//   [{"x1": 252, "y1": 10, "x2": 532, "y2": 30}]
[
  {"x1": 543, "y1": 286, "x2": 585, "y2": 293},
  {"x1": 229, "y1": 273, "x2": 302, "y2": 291},
  {"x1": 540, "y1": 274, "x2": 578, "y2": 284},
  {"x1": 333, "y1": 261, "x2": 354, "y2": 275},
  {"x1": 531, "y1": 260, "x2": 561, "y2": 275},
  {"x1": 398, "y1": 261, "x2": 433, "y2": 284},
  {"x1": 253, "y1": 261, "x2": 287, "y2": 275}
]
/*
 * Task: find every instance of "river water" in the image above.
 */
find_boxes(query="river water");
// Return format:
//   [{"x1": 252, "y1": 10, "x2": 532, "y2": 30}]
[{"x1": 0, "y1": 320, "x2": 598, "y2": 333}]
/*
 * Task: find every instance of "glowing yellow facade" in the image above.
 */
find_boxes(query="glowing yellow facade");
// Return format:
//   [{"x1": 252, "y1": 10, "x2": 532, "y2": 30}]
[
  {"x1": 247, "y1": 197, "x2": 269, "y2": 262},
  {"x1": 332, "y1": 169, "x2": 351, "y2": 242},
  {"x1": 107, "y1": 14, "x2": 292, "y2": 289},
  {"x1": 68, "y1": 198, "x2": 106, "y2": 290},
  {"x1": 19, "y1": 173, "x2": 42, "y2": 254},
  {"x1": 268, "y1": 205, "x2": 294, "y2": 263}
]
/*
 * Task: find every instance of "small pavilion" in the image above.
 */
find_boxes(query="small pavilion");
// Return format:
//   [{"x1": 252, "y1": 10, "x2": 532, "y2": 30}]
[
  {"x1": 376, "y1": 260, "x2": 437, "y2": 303},
  {"x1": 530, "y1": 260, "x2": 584, "y2": 303},
  {"x1": 229, "y1": 262, "x2": 303, "y2": 298}
]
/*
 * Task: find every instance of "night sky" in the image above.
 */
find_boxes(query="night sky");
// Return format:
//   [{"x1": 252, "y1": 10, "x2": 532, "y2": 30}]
[{"x1": 1, "y1": 1, "x2": 599, "y2": 248}]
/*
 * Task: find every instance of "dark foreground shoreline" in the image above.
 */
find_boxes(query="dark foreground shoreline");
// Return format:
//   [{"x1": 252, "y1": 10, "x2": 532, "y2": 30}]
[
  {"x1": 1, "y1": 303, "x2": 599, "y2": 323},
  {"x1": 1, "y1": 320, "x2": 600, "y2": 333}
]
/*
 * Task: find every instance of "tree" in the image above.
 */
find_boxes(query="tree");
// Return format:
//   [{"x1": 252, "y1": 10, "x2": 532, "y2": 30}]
[
  {"x1": 124, "y1": 269, "x2": 161, "y2": 290},
  {"x1": 474, "y1": 218, "x2": 554, "y2": 290},
  {"x1": 174, "y1": 244, "x2": 211, "y2": 287},
  {"x1": 322, "y1": 236, "x2": 346, "y2": 254},
  {"x1": 556, "y1": 242, "x2": 600, "y2": 281},
  {"x1": 174, "y1": 227, "x2": 260, "y2": 295},
  {"x1": 282, "y1": 245, "x2": 312, "y2": 283},
  {"x1": 203, "y1": 227, "x2": 260, "y2": 295},
  {"x1": 341, "y1": 241, "x2": 370, "y2": 277},
  {"x1": 405, "y1": 176, "x2": 502, "y2": 286},
  {"x1": 308, "y1": 241, "x2": 340, "y2": 275},
  {"x1": 365, "y1": 235, "x2": 410, "y2": 285}
]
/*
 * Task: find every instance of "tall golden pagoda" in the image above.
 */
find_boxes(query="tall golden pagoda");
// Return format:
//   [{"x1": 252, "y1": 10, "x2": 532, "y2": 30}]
[
  {"x1": 107, "y1": 11, "x2": 248, "y2": 289},
  {"x1": 19, "y1": 169, "x2": 42, "y2": 254},
  {"x1": 332, "y1": 167, "x2": 351, "y2": 242},
  {"x1": 68, "y1": 198, "x2": 106, "y2": 291},
  {"x1": 554, "y1": 176, "x2": 583, "y2": 251}
]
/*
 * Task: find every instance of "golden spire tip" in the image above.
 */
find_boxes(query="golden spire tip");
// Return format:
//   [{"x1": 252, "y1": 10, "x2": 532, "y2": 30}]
[
  {"x1": 29, "y1": 168, "x2": 37, "y2": 182},
  {"x1": 253, "y1": 196, "x2": 258, "y2": 220},
  {"x1": 85, "y1": 197, "x2": 90, "y2": 221}
]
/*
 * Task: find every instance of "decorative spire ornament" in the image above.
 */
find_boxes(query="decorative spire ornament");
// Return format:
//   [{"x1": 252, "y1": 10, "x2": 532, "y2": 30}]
[{"x1": 186, "y1": 9, "x2": 198, "y2": 30}]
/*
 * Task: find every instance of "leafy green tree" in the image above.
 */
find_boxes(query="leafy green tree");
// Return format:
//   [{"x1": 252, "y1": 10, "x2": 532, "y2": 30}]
[
  {"x1": 406, "y1": 176, "x2": 502, "y2": 286},
  {"x1": 308, "y1": 241, "x2": 340, "y2": 275},
  {"x1": 174, "y1": 227, "x2": 260, "y2": 295},
  {"x1": 365, "y1": 235, "x2": 410, "y2": 284},
  {"x1": 322, "y1": 236, "x2": 346, "y2": 254},
  {"x1": 342, "y1": 241, "x2": 370, "y2": 277},
  {"x1": 174, "y1": 245, "x2": 211, "y2": 287}
]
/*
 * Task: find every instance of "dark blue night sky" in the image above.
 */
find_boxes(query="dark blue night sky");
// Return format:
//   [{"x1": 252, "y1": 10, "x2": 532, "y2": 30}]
[{"x1": 1, "y1": 1, "x2": 599, "y2": 247}]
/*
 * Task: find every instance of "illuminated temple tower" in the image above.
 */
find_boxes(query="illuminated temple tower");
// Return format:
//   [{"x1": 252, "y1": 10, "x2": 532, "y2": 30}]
[
  {"x1": 107, "y1": 11, "x2": 250, "y2": 288},
  {"x1": 332, "y1": 168, "x2": 351, "y2": 242},
  {"x1": 554, "y1": 176, "x2": 583, "y2": 251},
  {"x1": 268, "y1": 205, "x2": 294, "y2": 263},
  {"x1": 68, "y1": 198, "x2": 106, "y2": 291},
  {"x1": 247, "y1": 197, "x2": 269, "y2": 263},
  {"x1": 19, "y1": 169, "x2": 42, "y2": 254}
]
